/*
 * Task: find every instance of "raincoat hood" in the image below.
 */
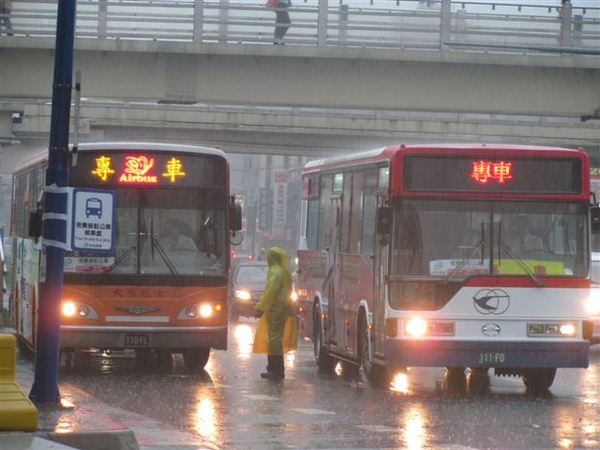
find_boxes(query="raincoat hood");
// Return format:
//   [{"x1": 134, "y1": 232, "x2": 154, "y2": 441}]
[{"x1": 266, "y1": 247, "x2": 287, "y2": 267}]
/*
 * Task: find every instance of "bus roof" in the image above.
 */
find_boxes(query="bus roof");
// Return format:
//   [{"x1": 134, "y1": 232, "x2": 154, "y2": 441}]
[
  {"x1": 14, "y1": 142, "x2": 228, "y2": 173},
  {"x1": 303, "y1": 143, "x2": 586, "y2": 172}
]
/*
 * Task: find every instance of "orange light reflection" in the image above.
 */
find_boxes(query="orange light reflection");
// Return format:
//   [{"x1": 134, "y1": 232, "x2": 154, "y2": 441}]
[
  {"x1": 234, "y1": 324, "x2": 254, "y2": 360},
  {"x1": 194, "y1": 397, "x2": 218, "y2": 441},
  {"x1": 399, "y1": 405, "x2": 428, "y2": 450}
]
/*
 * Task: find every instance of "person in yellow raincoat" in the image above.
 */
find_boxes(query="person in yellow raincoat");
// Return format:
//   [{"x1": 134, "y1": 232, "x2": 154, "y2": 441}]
[{"x1": 253, "y1": 247, "x2": 296, "y2": 379}]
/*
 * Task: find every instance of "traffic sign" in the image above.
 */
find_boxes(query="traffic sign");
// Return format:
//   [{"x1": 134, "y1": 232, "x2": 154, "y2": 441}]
[{"x1": 70, "y1": 188, "x2": 115, "y2": 252}]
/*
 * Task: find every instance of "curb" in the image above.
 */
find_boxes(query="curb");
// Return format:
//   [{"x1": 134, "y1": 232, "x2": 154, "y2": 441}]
[{"x1": 44, "y1": 429, "x2": 139, "y2": 450}]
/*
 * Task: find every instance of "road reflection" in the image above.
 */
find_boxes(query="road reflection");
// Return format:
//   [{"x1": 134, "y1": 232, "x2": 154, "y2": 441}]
[
  {"x1": 399, "y1": 404, "x2": 427, "y2": 450},
  {"x1": 193, "y1": 395, "x2": 218, "y2": 441},
  {"x1": 53, "y1": 326, "x2": 600, "y2": 450},
  {"x1": 233, "y1": 323, "x2": 254, "y2": 360}
]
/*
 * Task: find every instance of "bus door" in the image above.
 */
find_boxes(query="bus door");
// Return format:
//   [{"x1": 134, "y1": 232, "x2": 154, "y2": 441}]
[
  {"x1": 325, "y1": 191, "x2": 343, "y2": 347},
  {"x1": 372, "y1": 199, "x2": 390, "y2": 358}
]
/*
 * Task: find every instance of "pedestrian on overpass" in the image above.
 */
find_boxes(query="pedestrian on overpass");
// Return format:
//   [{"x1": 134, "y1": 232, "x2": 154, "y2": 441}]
[
  {"x1": 252, "y1": 247, "x2": 297, "y2": 380},
  {"x1": 266, "y1": 0, "x2": 291, "y2": 45},
  {"x1": 0, "y1": 1, "x2": 13, "y2": 36}
]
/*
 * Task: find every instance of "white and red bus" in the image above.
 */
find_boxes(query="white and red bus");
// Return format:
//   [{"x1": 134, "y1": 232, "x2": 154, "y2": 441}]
[
  {"x1": 296, "y1": 144, "x2": 597, "y2": 391},
  {"x1": 10, "y1": 142, "x2": 241, "y2": 371}
]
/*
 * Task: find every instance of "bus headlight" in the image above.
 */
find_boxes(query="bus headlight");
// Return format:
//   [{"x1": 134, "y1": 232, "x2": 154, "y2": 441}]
[
  {"x1": 585, "y1": 292, "x2": 600, "y2": 315},
  {"x1": 179, "y1": 302, "x2": 224, "y2": 320},
  {"x1": 403, "y1": 318, "x2": 455, "y2": 337},
  {"x1": 405, "y1": 318, "x2": 427, "y2": 337},
  {"x1": 528, "y1": 322, "x2": 577, "y2": 337},
  {"x1": 61, "y1": 300, "x2": 97, "y2": 319},
  {"x1": 61, "y1": 300, "x2": 98, "y2": 319},
  {"x1": 199, "y1": 304, "x2": 214, "y2": 318}
]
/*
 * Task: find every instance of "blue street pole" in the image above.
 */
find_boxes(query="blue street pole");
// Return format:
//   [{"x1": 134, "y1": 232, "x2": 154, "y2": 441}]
[{"x1": 29, "y1": 0, "x2": 77, "y2": 404}]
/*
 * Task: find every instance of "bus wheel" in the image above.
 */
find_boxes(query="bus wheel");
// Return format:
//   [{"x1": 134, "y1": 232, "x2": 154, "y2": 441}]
[
  {"x1": 359, "y1": 312, "x2": 390, "y2": 390},
  {"x1": 443, "y1": 367, "x2": 467, "y2": 394},
  {"x1": 157, "y1": 350, "x2": 173, "y2": 372},
  {"x1": 135, "y1": 349, "x2": 153, "y2": 369},
  {"x1": 522, "y1": 368, "x2": 556, "y2": 392},
  {"x1": 183, "y1": 348, "x2": 211, "y2": 371},
  {"x1": 314, "y1": 307, "x2": 333, "y2": 374}
]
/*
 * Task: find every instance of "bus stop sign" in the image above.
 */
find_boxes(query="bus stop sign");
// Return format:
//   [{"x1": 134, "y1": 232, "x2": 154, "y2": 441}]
[{"x1": 70, "y1": 188, "x2": 115, "y2": 252}]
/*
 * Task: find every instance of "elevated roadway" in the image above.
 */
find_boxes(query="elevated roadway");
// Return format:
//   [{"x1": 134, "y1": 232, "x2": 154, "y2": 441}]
[{"x1": 1, "y1": 0, "x2": 599, "y2": 160}]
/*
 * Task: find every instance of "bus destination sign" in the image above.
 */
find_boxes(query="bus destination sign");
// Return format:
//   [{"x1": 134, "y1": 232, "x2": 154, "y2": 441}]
[
  {"x1": 70, "y1": 151, "x2": 227, "y2": 188},
  {"x1": 403, "y1": 155, "x2": 582, "y2": 194}
]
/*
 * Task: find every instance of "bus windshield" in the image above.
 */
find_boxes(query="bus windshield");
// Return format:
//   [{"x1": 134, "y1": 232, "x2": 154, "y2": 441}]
[
  {"x1": 65, "y1": 188, "x2": 227, "y2": 277},
  {"x1": 390, "y1": 199, "x2": 588, "y2": 280}
]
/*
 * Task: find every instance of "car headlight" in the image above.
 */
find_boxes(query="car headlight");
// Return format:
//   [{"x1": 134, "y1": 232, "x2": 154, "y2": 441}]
[{"x1": 235, "y1": 290, "x2": 252, "y2": 301}]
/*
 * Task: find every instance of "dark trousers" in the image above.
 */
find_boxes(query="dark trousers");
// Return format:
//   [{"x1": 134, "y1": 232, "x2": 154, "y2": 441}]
[
  {"x1": 0, "y1": 6, "x2": 12, "y2": 35},
  {"x1": 274, "y1": 10, "x2": 290, "y2": 40}
]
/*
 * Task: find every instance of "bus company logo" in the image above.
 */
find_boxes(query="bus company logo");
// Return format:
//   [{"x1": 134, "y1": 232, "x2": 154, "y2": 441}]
[
  {"x1": 481, "y1": 323, "x2": 502, "y2": 337},
  {"x1": 117, "y1": 306, "x2": 160, "y2": 315},
  {"x1": 472, "y1": 289, "x2": 510, "y2": 315},
  {"x1": 119, "y1": 156, "x2": 158, "y2": 184}
]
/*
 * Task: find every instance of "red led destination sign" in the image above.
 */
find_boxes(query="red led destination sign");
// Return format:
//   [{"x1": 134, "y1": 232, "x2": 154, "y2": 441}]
[{"x1": 403, "y1": 155, "x2": 581, "y2": 194}]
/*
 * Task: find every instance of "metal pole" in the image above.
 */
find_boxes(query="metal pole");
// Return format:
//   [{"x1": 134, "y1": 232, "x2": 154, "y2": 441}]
[{"x1": 29, "y1": 0, "x2": 77, "y2": 404}]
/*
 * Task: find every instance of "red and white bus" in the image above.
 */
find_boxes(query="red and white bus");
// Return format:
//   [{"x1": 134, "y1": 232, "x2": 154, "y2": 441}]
[
  {"x1": 296, "y1": 144, "x2": 597, "y2": 391},
  {"x1": 10, "y1": 142, "x2": 241, "y2": 371}
]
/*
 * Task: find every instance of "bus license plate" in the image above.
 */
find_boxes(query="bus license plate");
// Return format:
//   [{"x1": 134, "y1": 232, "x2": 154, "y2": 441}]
[
  {"x1": 124, "y1": 334, "x2": 149, "y2": 346},
  {"x1": 477, "y1": 352, "x2": 506, "y2": 364}
]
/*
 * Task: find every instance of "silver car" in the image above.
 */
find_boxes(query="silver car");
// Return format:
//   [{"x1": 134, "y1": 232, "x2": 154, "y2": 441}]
[{"x1": 229, "y1": 261, "x2": 268, "y2": 322}]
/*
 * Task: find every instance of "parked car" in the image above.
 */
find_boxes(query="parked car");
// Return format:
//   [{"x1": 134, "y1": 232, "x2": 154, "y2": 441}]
[{"x1": 229, "y1": 261, "x2": 268, "y2": 322}]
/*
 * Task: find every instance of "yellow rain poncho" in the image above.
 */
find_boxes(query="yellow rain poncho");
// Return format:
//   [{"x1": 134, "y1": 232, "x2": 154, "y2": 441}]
[{"x1": 252, "y1": 247, "x2": 297, "y2": 355}]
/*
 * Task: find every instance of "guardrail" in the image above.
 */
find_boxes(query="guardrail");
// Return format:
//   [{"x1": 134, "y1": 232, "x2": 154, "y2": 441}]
[{"x1": 1, "y1": 0, "x2": 599, "y2": 55}]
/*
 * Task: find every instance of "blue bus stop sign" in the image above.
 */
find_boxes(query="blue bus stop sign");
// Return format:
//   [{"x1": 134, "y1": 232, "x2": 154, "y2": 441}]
[{"x1": 70, "y1": 188, "x2": 115, "y2": 252}]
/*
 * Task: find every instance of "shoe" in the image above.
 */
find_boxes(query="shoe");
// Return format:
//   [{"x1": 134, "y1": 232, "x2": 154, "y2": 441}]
[
  {"x1": 261, "y1": 355, "x2": 284, "y2": 379},
  {"x1": 261, "y1": 371, "x2": 284, "y2": 380}
]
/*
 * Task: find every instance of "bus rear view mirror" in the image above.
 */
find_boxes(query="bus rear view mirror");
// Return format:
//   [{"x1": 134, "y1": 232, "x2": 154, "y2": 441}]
[
  {"x1": 28, "y1": 210, "x2": 43, "y2": 239},
  {"x1": 377, "y1": 207, "x2": 392, "y2": 235},
  {"x1": 229, "y1": 196, "x2": 242, "y2": 231},
  {"x1": 591, "y1": 206, "x2": 600, "y2": 235}
]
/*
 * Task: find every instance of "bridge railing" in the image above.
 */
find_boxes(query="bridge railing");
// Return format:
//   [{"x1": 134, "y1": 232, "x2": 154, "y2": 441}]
[{"x1": 1, "y1": 1, "x2": 599, "y2": 54}]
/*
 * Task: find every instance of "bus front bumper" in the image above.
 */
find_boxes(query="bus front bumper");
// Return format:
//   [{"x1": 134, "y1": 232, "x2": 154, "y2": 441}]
[
  {"x1": 385, "y1": 339, "x2": 590, "y2": 369},
  {"x1": 59, "y1": 325, "x2": 228, "y2": 351}
]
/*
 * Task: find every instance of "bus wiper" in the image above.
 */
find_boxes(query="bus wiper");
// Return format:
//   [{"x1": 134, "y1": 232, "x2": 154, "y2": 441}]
[
  {"x1": 446, "y1": 240, "x2": 484, "y2": 282},
  {"x1": 498, "y1": 241, "x2": 544, "y2": 288},
  {"x1": 152, "y1": 239, "x2": 179, "y2": 276},
  {"x1": 105, "y1": 246, "x2": 136, "y2": 272}
]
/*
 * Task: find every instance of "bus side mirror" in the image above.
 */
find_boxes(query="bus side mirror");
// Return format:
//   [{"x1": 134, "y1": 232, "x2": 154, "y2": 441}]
[
  {"x1": 591, "y1": 206, "x2": 600, "y2": 235},
  {"x1": 377, "y1": 207, "x2": 392, "y2": 236},
  {"x1": 28, "y1": 210, "x2": 43, "y2": 240},
  {"x1": 229, "y1": 196, "x2": 242, "y2": 231}
]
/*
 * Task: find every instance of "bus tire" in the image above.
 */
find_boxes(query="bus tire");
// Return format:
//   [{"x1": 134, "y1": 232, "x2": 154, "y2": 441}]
[
  {"x1": 359, "y1": 311, "x2": 390, "y2": 390},
  {"x1": 313, "y1": 306, "x2": 332, "y2": 373},
  {"x1": 157, "y1": 350, "x2": 174, "y2": 372},
  {"x1": 522, "y1": 368, "x2": 556, "y2": 392},
  {"x1": 183, "y1": 347, "x2": 210, "y2": 371}
]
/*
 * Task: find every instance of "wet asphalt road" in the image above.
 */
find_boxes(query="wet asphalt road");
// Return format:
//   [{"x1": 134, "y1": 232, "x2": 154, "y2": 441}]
[{"x1": 58, "y1": 319, "x2": 600, "y2": 449}]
